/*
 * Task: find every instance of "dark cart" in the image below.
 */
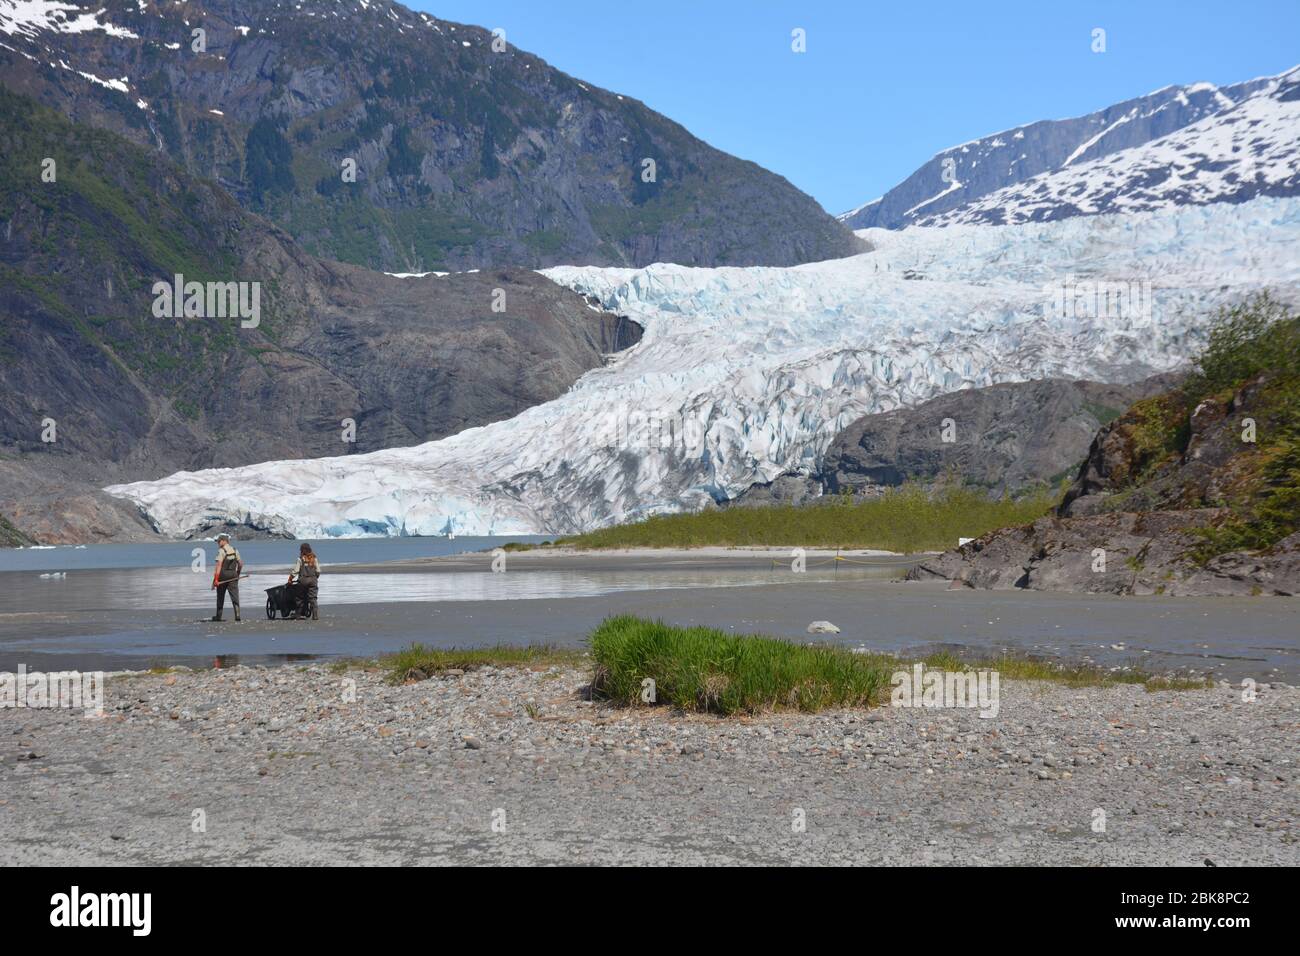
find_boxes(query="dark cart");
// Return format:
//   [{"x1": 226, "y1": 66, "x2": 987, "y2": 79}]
[
  {"x1": 265, "y1": 583, "x2": 315, "y2": 620},
  {"x1": 265, "y1": 584, "x2": 296, "y2": 620}
]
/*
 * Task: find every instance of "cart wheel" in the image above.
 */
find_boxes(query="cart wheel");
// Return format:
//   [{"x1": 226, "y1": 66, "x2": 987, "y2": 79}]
[{"x1": 265, "y1": 597, "x2": 275, "y2": 620}]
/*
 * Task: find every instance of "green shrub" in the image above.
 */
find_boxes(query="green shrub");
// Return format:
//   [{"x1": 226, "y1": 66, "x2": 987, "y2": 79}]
[
  {"x1": 589, "y1": 615, "x2": 891, "y2": 714},
  {"x1": 1182, "y1": 293, "x2": 1300, "y2": 406},
  {"x1": 1182, "y1": 294, "x2": 1300, "y2": 559}
]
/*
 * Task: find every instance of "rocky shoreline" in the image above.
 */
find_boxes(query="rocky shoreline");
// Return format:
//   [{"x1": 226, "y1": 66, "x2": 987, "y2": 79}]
[
  {"x1": 2, "y1": 663, "x2": 1295, "y2": 865},
  {"x1": 908, "y1": 513, "x2": 1300, "y2": 596}
]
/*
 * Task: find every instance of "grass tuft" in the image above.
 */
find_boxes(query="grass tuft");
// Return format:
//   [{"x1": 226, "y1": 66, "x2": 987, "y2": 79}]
[
  {"x1": 589, "y1": 615, "x2": 890, "y2": 715},
  {"x1": 589, "y1": 618, "x2": 1213, "y2": 713}
]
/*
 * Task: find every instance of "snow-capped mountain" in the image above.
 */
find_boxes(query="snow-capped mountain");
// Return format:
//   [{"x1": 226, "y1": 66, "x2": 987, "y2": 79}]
[
  {"x1": 841, "y1": 66, "x2": 1300, "y2": 230},
  {"x1": 104, "y1": 196, "x2": 1300, "y2": 539},
  {"x1": 919, "y1": 68, "x2": 1300, "y2": 227},
  {"x1": 0, "y1": 0, "x2": 859, "y2": 271}
]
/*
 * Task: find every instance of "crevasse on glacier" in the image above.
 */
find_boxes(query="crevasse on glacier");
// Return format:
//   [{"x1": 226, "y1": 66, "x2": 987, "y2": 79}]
[{"x1": 104, "y1": 197, "x2": 1300, "y2": 538}]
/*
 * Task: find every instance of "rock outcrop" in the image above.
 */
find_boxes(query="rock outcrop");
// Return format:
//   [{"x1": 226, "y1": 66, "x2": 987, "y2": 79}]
[
  {"x1": 726, "y1": 376, "x2": 1173, "y2": 507},
  {"x1": 822, "y1": 377, "x2": 1175, "y2": 496},
  {"x1": 909, "y1": 315, "x2": 1300, "y2": 596},
  {"x1": 910, "y1": 513, "x2": 1300, "y2": 597}
]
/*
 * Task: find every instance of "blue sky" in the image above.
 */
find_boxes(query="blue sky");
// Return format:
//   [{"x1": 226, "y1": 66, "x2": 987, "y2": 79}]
[{"x1": 415, "y1": 1, "x2": 1300, "y2": 216}]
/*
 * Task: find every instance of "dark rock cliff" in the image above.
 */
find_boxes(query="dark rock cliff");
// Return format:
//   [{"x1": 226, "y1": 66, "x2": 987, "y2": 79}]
[{"x1": 725, "y1": 376, "x2": 1173, "y2": 509}]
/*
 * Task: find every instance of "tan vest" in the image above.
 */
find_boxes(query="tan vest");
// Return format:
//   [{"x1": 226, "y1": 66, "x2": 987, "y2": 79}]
[{"x1": 216, "y1": 544, "x2": 241, "y2": 581}]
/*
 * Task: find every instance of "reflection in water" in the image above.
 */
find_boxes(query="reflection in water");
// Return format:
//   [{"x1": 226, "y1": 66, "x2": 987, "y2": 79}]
[{"x1": 0, "y1": 565, "x2": 901, "y2": 613}]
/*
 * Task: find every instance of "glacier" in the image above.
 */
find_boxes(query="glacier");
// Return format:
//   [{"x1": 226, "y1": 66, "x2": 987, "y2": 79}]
[{"x1": 104, "y1": 196, "x2": 1300, "y2": 538}]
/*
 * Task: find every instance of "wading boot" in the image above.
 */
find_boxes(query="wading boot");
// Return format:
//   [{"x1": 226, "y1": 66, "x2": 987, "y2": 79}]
[{"x1": 233, "y1": 605, "x2": 241, "y2": 622}]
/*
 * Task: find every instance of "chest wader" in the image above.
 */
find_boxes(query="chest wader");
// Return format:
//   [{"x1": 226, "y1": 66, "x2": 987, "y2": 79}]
[
  {"x1": 213, "y1": 551, "x2": 241, "y2": 622},
  {"x1": 294, "y1": 561, "x2": 320, "y2": 620}
]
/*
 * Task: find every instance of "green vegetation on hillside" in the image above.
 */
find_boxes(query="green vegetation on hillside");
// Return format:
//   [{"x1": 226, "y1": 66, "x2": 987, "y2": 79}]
[
  {"x1": 0, "y1": 87, "x2": 248, "y2": 408},
  {"x1": 244, "y1": 117, "x2": 296, "y2": 202},
  {"x1": 1182, "y1": 294, "x2": 1300, "y2": 405},
  {"x1": 555, "y1": 484, "x2": 1059, "y2": 552},
  {"x1": 1092, "y1": 295, "x2": 1299, "y2": 560},
  {"x1": 1081, "y1": 400, "x2": 1124, "y2": 427},
  {"x1": 1108, "y1": 390, "x2": 1192, "y2": 488},
  {"x1": 288, "y1": 191, "x2": 491, "y2": 268},
  {"x1": 1185, "y1": 296, "x2": 1300, "y2": 558},
  {"x1": 0, "y1": 512, "x2": 36, "y2": 548}
]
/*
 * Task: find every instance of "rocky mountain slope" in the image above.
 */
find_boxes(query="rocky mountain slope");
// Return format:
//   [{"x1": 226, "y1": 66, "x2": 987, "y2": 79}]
[
  {"x1": 821, "y1": 376, "x2": 1176, "y2": 495},
  {"x1": 729, "y1": 375, "x2": 1178, "y2": 507},
  {"x1": 0, "y1": 87, "x2": 638, "y2": 542},
  {"x1": 102, "y1": 197, "x2": 1300, "y2": 539},
  {"x1": 841, "y1": 65, "x2": 1299, "y2": 229},
  {"x1": 921, "y1": 68, "x2": 1300, "y2": 227},
  {"x1": 0, "y1": 0, "x2": 861, "y2": 271},
  {"x1": 909, "y1": 299, "x2": 1300, "y2": 595}
]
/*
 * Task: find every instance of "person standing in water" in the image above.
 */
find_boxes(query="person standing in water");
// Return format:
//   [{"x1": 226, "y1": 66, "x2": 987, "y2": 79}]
[
  {"x1": 287, "y1": 542, "x2": 321, "y2": 620},
  {"x1": 211, "y1": 533, "x2": 243, "y2": 622}
]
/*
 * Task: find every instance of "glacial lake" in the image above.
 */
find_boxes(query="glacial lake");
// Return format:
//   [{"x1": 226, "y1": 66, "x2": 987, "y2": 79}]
[{"x1": 0, "y1": 537, "x2": 1295, "y2": 682}]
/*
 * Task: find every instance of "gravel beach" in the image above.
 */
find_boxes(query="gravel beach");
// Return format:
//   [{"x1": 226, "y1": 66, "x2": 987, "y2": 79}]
[{"x1": 2, "y1": 663, "x2": 1296, "y2": 865}]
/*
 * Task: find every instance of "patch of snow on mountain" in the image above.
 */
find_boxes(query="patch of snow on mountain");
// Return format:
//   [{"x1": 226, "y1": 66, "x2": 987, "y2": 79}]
[
  {"x1": 903, "y1": 179, "x2": 963, "y2": 218},
  {"x1": 105, "y1": 197, "x2": 1300, "y2": 538},
  {"x1": 0, "y1": 0, "x2": 138, "y2": 38},
  {"x1": 74, "y1": 68, "x2": 128, "y2": 91},
  {"x1": 836, "y1": 196, "x2": 881, "y2": 222},
  {"x1": 1062, "y1": 108, "x2": 1137, "y2": 166}
]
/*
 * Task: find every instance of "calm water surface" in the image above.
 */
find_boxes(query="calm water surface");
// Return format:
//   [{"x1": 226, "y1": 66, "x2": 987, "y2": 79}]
[{"x1": 0, "y1": 538, "x2": 1295, "y2": 680}]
